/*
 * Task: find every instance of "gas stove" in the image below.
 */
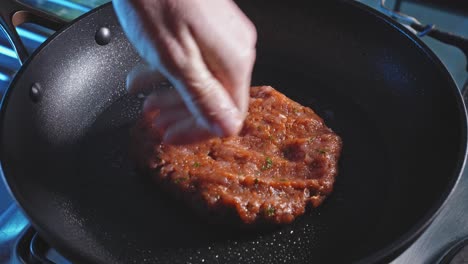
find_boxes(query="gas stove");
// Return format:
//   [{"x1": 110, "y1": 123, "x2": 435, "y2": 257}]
[{"x1": 0, "y1": 0, "x2": 467, "y2": 263}]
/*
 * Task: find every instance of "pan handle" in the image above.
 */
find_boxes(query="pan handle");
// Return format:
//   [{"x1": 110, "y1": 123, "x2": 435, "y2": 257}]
[
  {"x1": 379, "y1": 0, "x2": 468, "y2": 72},
  {"x1": 0, "y1": 0, "x2": 68, "y2": 64}
]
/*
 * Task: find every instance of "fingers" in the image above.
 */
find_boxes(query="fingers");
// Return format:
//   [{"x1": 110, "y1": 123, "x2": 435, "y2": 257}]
[
  {"x1": 163, "y1": 117, "x2": 214, "y2": 145},
  {"x1": 114, "y1": 0, "x2": 256, "y2": 142},
  {"x1": 150, "y1": 18, "x2": 246, "y2": 137},
  {"x1": 143, "y1": 90, "x2": 216, "y2": 145},
  {"x1": 126, "y1": 64, "x2": 168, "y2": 95},
  {"x1": 154, "y1": 109, "x2": 187, "y2": 132},
  {"x1": 143, "y1": 90, "x2": 188, "y2": 131},
  {"x1": 131, "y1": 65, "x2": 237, "y2": 142},
  {"x1": 187, "y1": 0, "x2": 257, "y2": 115},
  {"x1": 133, "y1": 19, "x2": 245, "y2": 137}
]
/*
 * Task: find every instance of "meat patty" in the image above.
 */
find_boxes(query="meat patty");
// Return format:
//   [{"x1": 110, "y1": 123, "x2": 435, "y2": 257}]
[{"x1": 131, "y1": 86, "x2": 342, "y2": 225}]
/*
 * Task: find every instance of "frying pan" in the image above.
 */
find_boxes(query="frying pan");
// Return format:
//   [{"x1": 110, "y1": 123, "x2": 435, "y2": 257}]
[{"x1": 0, "y1": 0, "x2": 466, "y2": 263}]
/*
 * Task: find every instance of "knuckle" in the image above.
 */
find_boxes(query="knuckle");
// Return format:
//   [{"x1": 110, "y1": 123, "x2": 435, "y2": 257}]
[
  {"x1": 237, "y1": 16, "x2": 257, "y2": 48},
  {"x1": 234, "y1": 25, "x2": 257, "y2": 61},
  {"x1": 187, "y1": 75, "x2": 219, "y2": 104},
  {"x1": 246, "y1": 22, "x2": 258, "y2": 46}
]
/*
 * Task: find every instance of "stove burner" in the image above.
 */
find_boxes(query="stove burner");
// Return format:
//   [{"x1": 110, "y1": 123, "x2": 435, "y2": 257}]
[
  {"x1": 438, "y1": 237, "x2": 468, "y2": 264},
  {"x1": 380, "y1": 0, "x2": 468, "y2": 71},
  {"x1": 16, "y1": 227, "x2": 70, "y2": 264}
]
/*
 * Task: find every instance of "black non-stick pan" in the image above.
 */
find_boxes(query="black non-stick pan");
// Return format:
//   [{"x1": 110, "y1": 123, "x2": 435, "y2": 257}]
[{"x1": 1, "y1": 0, "x2": 466, "y2": 263}]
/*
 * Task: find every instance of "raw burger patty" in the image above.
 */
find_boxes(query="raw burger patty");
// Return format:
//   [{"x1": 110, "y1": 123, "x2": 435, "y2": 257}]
[{"x1": 131, "y1": 86, "x2": 342, "y2": 225}]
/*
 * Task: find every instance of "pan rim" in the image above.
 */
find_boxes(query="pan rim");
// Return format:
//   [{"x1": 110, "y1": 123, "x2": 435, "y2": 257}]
[
  {"x1": 345, "y1": 1, "x2": 468, "y2": 264},
  {"x1": 0, "y1": 3, "x2": 118, "y2": 263},
  {"x1": 0, "y1": 1, "x2": 466, "y2": 263}
]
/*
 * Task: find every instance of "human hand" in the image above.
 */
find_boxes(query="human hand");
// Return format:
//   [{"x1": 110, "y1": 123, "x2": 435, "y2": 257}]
[{"x1": 113, "y1": 0, "x2": 257, "y2": 144}]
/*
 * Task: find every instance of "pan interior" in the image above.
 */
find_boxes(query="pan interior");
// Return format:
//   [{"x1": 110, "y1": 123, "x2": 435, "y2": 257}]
[{"x1": 0, "y1": 1, "x2": 465, "y2": 263}]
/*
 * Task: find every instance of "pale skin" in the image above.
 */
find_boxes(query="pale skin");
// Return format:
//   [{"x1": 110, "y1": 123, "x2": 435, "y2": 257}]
[{"x1": 113, "y1": 0, "x2": 257, "y2": 144}]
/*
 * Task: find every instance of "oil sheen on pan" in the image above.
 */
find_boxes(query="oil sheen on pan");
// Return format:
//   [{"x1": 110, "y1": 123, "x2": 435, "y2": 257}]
[{"x1": 131, "y1": 86, "x2": 343, "y2": 225}]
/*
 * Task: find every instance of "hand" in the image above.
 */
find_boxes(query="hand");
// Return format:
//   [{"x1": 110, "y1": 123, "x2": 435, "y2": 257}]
[{"x1": 113, "y1": 0, "x2": 257, "y2": 144}]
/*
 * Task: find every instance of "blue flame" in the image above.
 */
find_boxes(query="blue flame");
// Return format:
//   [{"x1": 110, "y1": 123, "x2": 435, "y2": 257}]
[
  {"x1": 0, "y1": 205, "x2": 29, "y2": 245},
  {"x1": 46, "y1": 0, "x2": 91, "y2": 12},
  {"x1": 16, "y1": 27, "x2": 48, "y2": 43},
  {"x1": 0, "y1": 45, "x2": 17, "y2": 59},
  {"x1": 0, "y1": 72, "x2": 10, "y2": 82}
]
